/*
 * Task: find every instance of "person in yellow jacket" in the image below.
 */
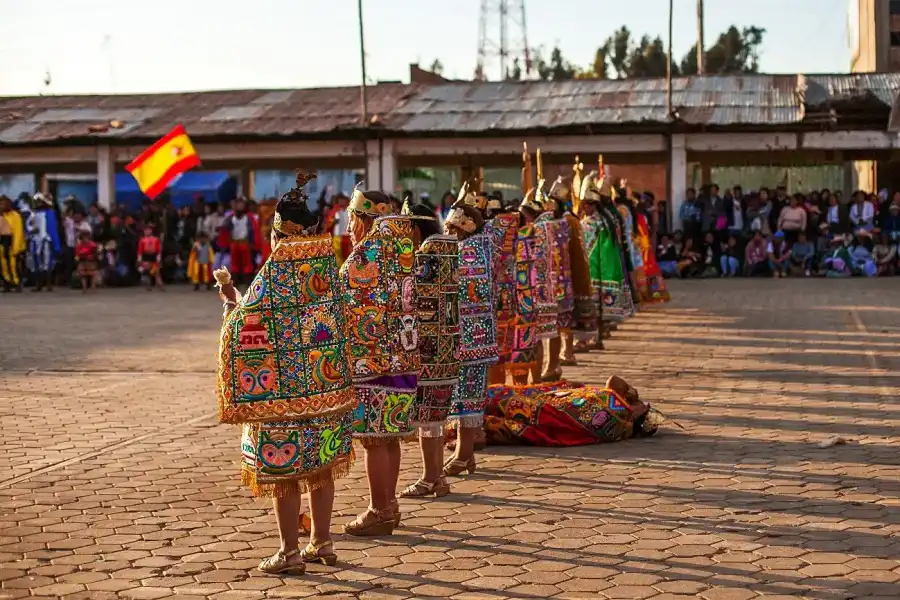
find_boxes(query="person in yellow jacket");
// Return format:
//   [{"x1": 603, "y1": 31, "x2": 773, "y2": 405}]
[
  {"x1": 187, "y1": 231, "x2": 215, "y2": 290},
  {"x1": 0, "y1": 195, "x2": 25, "y2": 292}
]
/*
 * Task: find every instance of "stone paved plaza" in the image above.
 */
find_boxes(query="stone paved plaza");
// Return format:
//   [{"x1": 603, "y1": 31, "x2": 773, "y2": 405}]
[{"x1": 1, "y1": 279, "x2": 899, "y2": 600}]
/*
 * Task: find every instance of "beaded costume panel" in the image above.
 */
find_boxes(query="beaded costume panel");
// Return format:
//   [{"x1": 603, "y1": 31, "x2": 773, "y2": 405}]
[
  {"x1": 218, "y1": 234, "x2": 355, "y2": 424},
  {"x1": 553, "y1": 217, "x2": 575, "y2": 331},
  {"x1": 510, "y1": 224, "x2": 538, "y2": 372},
  {"x1": 457, "y1": 233, "x2": 498, "y2": 365},
  {"x1": 532, "y1": 218, "x2": 560, "y2": 340},
  {"x1": 566, "y1": 213, "x2": 598, "y2": 338},
  {"x1": 486, "y1": 213, "x2": 520, "y2": 366},
  {"x1": 410, "y1": 234, "x2": 460, "y2": 427}
]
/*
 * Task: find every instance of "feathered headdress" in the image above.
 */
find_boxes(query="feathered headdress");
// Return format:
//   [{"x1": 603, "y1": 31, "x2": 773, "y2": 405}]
[{"x1": 273, "y1": 171, "x2": 317, "y2": 236}]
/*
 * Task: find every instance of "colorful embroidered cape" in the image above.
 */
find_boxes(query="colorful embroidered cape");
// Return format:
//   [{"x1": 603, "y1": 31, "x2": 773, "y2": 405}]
[
  {"x1": 340, "y1": 216, "x2": 420, "y2": 381},
  {"x1": 635, "y1": 212, "x2": 671, "y2": 303},
  {"x1": 411, "y1": 234, "x2": 460, "y2": 427},
  {"x1": 552, "y1": 217, "x2": 575, "y2": 331},
  {"x1": 582, "y1": 213, "x2": 633, "y2": 321},
  {"x1": 566, "y1": 213, "x2": 598, "y2": 339},
  {"x1": 484, "y1": 213, "x2": 519, "y2": 366},
  {"x1": 532, "y1": 218, "x2": 560, "y2": 340},
  {"x1": 218, "y1": 234, "x2": 355, "y2": 425},
  {"x1": 510, "y1": 223, "x2": 538, "y2": 374},
  {"x1": 340, "y1": 216, "x2": 420, "y2": 440},
  {"x1": 457, "y1": 232, "x2": 498, "y2": 365},
  {"x1": 617, "y1": 203, "x2": 648, "y2": 303},
  {"x1": 484, "y1": 382, "x2": 641, "y2": 446}
]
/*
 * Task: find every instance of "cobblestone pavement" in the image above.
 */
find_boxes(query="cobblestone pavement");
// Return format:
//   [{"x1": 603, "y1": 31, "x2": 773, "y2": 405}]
[{"x1": 1, "y1": 280, "x2": 899, "y2": 600}]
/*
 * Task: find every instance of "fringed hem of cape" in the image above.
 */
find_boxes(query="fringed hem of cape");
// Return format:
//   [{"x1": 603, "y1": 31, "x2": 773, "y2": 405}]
[
  {"x1": 354, "y1": 431, "x2": 418, "y2": 447},
  {"x1": 447, "y1": 414, "x2": 485, "y2": 428},
  {"x1": 240, "y1": 450, "x2": 355, "y2": 498}
]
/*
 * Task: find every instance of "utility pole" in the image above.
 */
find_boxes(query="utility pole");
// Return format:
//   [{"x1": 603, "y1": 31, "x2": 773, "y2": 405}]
[
  {"x1": 667, "y1": 0, "x2": 673, "y2": 117},
  {"x1": 696, "y1": 0, "x2": 705, "y2": 75},
  {"x1": 357, "y1": 0, "x2": 370, "y2": 186}
]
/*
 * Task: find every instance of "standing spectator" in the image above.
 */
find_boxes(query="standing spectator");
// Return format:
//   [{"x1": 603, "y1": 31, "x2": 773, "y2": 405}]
[
  {"x1": 74, "y1": 231, "x2": 98, "y2": 293},
  {"x1": 757, "y1": 188, "x2": 774, "y2": 237},
  {"x1": 770, "y1": 185, "x2": 788, "y2": 234},
  {"x1": 699, "y1": 231, "x2": 720, "y2": 277},
  {"x1": 881, "y1": 200, "x2": 900, "y2": 242},
  {"x1": 679, "y1": 187, "x2": 701, "y2": 244},
  {"x1": 137, "y1": 225, "x2": 164, "y2": 291},
  {"x1": 777, "y1": 194, "x2": 807, "y2": 245},
  {"x1": 724, "y1": 187, "x2": 744, "y2": 240},
  {"x1": 768, "y1": 231, "x2": 791, "y2": 278},
  {"x1": 331, "y1": 194, "x2": 351, "y2": 264},
  {"x1": 790, "y1": 232, "x2": 815, "y2": 276},
  {"x1": 223, "y1": 198, "x2": 255, "y2": 286},
  {"x1": 824, "y1": 192, "x2": 846, "y2": 234},
  {"x1": 0, "y1": 195, "x2": 25, "y2": 292},
  {"x1": 744, "y1": 230, "x2": 770, "y2": 276},
  {"x1": 63, "y1": 210, "x2": 92, "y2": 286},
  {"x1": 849, "y1": 191, "x2": 875, "y2": 232}
]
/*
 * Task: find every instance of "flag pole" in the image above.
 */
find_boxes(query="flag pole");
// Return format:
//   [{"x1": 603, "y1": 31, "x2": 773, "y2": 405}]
[{"x1": 358, "y1": 0, "x2": 370, "y2": 187}]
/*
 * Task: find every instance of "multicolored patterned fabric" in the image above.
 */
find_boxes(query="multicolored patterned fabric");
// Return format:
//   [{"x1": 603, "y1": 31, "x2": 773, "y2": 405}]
[
  {"x1": 450, "y1": 232, "x2": 498, "y2": 427},
  {"x1": 552, "y1": 217, "x2": 575, "y2": 331},
  {"x1": 510, "y1": 224, "x2": 538, "y2": 374},
  {"x1": 240, "y1": 411, "x2": 354, "y2": 497},
  {"x1": 484, "y1": 382, "x2": 640, "y2": 446},
  {"x1": 410, "y1": 234, "x2": 460, "y2": 428},
  {"x1": 635, "y1": 212, "x2": 671, "y2": 304},
  {"x1": 456, "y1": 232, "x2": 498, "y2": 365},
  {"x1": 485, "y1": 213, "x2": 519, "y2": 366},
  {"x1": 582, "y1": 213, "x2": 633, "y2": 321},
  {"x1": 532, "y1": 219, "x2": 559, "y2": 340},
  {"x1": 566, "y1": 213, "x2": 598, "y2": 339},
  {"x1": 340, "y1": 216, "x2": 420, "y2": 442},
  {"x1": 218, "y1": 233, "x2": 355, "y2": 424},
  {"x1": 617, "y1": 204, "x2": 648, "y2": 303}
]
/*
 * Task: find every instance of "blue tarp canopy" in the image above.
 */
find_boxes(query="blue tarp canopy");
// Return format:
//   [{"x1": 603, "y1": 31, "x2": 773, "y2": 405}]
[{"x1": 114, "y1": 171, "x2": 237, "y2": 212}]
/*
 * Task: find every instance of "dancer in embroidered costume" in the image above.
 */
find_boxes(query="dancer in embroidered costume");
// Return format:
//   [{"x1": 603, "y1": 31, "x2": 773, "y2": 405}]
[
  {"x1": 26, "y1": 193, "x2": 61, "y2": 292},
  {"x1": 563, "y1": 160, "x2": 600, "y2": 356},
  {"x1": 581, "y1": 172, "x2": 634, "y2": 334},
  {"x1": 485, "y1": 198, "x2": 518, "y2": 385},
  {"x1": 443, "y1": 203, "x2": 497, "y2": 477},
  {"x1": 339, "y1": 189, "x2": 420, "y2": 536},
  {"x1": 615, "y1": 184, "x2": 648, "y2": 305},
  {"x1": 400, "y1": 202, "x2": 460, "y2": 498},
  {"x1": 216, "y1": 172, "x2": 355, "y2": 575},
  {"x1": 484, "y1": 375, "x2": 665, "y2": 447},
  {"x1": 188, "y1": 231, "x2": 215, "y2": 290},
  {"x1": 632, "y1": 192, "x2": 671, "y2": 303}
]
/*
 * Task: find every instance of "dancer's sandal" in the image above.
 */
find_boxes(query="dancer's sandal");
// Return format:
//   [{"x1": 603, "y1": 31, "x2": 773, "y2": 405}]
[
  {"x1": 443, "y1": 456, "x2": 477, "y2": 477},
  {"x1": 300, "y1": 540, "x2": 338, "y2": 566},
  {"x1": 257, "y1": 549, "x2": 306, "y2": 575},
  {"x1": 399, "y1": 477, "x2": 451, "y2": 499},
  {"x1": 389, "y1": 498, "x2": 402, "y2": 527},
  {"x1": 343, "y1": 507, "x2": 396, "y2": 537}
]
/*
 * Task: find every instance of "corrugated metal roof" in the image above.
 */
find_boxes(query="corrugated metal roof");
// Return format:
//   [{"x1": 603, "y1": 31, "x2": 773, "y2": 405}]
[{"x1": 0, "y1": 73, "x2": 897, "y2": 145}]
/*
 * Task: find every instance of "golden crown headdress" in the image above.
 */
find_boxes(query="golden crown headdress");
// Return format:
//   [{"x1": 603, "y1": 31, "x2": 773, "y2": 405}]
[
  {"x1": 400, "y1": 199, "x2": 437, "y2": 221},
  {"x1": 519, "y1": 187, "x2": 544, "y2": 214},
  {"x1": 445, "y1": 207, "x2": 478, "y2": 233},
  {"x1": 454, "y1": 181, "x2": 488, "y2": 211},
  {"x1": 486, "y1": 196, "x2": 503, "y2": 211},
  {"x1": 579, "y1": 170, "x2": 605, "y2": 204},
  {"x1": 348, "y1": 183, "x2": 392, "y2": 217},
  {"x1": 273, "y1": 171, "x2": 317, "y2": 236}
]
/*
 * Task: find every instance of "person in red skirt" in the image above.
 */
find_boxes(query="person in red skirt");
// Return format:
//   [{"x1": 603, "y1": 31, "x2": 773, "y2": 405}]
[{"x1": 223, "y1": 198, "x2": 256, "y2": 285}]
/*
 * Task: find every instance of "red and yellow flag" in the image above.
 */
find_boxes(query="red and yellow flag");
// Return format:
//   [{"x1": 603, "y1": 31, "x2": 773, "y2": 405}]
[{"x1": 126, "y1": 124, "x2": 200, "y2": 199}]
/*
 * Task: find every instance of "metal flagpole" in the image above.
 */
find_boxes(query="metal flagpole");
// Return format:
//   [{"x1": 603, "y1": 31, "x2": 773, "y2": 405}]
[{"x1": 358, "y1": 0, "x2": 370, "y2": 187}]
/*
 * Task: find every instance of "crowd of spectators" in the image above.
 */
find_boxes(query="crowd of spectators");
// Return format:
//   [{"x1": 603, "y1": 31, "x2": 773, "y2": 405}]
[{"x1": 660, "y1": 184, "x2": 899, "y2": 278}]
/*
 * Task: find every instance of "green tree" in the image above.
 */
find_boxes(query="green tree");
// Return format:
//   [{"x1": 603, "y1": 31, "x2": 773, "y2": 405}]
[
  {"x1": 680, "y1": 26, "x2": 766, "y2": 75},
  {"x1": 531, "y1": 45, "x2": 576, "y2": 81},
  {"x1": 507, "y1": 58, "x2": 523, "y2": 81}
]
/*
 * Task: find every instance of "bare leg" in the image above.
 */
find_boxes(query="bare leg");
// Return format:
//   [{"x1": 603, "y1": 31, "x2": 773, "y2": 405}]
[
  {"x1": 307, "y1": 482, "x2": 334, "y2": 545},
  {"x1": 364, "y1": 445, "x2": 392, "y2": 510},
  {"x1": 529, "y1": 344, "x2": 543, "y2": 384},
  {"x1": 385, "y1": 440, "x2": 401, "y2": 505},
  {"x1": 543, "y1": 337, "x2": 562, "y2": 380},
  {"x1": 487, "y1": 364, "x2": 505, "y2": 385},
  {"x1": 453, "y1": 426, "x2": 478, "y2": 462},
  {"x1": 272, "y1": 493, "x2": 301, "y2": 553},
  {"x1": 560, "y1": 331, "x2": 576, "y2": 363},
  {"x1": 421, "y1": 435, "x2": 444, "y2": 482}
]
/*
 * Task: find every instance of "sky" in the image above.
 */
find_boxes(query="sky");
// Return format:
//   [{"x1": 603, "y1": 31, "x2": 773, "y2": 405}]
[{"x1": 1, "y1": 0, "x2": 851, "y2": 96}]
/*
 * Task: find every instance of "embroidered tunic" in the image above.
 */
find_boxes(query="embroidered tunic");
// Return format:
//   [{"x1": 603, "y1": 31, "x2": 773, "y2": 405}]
[
  {"x1": 510, "y1": 223, "x2": 538, "y2": 374},
  {"x1": 484, "y1": 213, "x2": 519, "y2": 366}
]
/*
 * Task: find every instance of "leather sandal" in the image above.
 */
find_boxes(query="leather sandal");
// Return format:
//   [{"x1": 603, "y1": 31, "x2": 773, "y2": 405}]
[
  {"x1": 443, "y1": 456, "x2": 476, "y2": 477},
  {"x1": 258, "y1": 548, "x2": 306, "y2": 575},
  {"x1": 390, "y1": 498, "x2": 402, "y2": 527},
  {"x1": 300, "y1": 540, "x2": 337, "y2": 566},
  {"x1": 399, "y1": 477, "x2": 451, "y2": 498},
  {"x1": 343, "y1": 507, "x2": 395, "y2": 537}
]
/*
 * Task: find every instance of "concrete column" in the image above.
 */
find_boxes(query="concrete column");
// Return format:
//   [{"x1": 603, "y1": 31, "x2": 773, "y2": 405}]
[
  {"x1": 240, "y1": 169, "x2": 255, "y2": 199},
  {"x1": 96, "y1": 145, "x2": 115, "y2": 211},
  {"x1": 669, "y1": 134, "x2": 687, "y2": 232},
  {"x1": 364, "y1": 139, "x2": 397, "y2": 193},
  {"x1": 380, "y1": 139, "x2": 397, "y2": 195}
]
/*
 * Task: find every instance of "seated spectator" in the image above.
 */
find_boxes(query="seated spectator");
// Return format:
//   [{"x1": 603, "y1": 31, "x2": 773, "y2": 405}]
[
  {"x1": 850, "y1": 229, "x2": 877, "y2": 277},
  {"x1": 790, "y1": 232, "x2": 815, "y2": 277},
  {"x1": 719, "y1": 234, "x2": 741, "y2": 277},
  {"x1": 815, "y1": 223, "x2": 833, "y2": 274},
  {"x1": 882, "y1": 201, "x2": 900, "y2": 243},
  {"x1": 656, "y1": 234, "x2": 679, "y2": 278},
  {"x1": 767, "y1": 231, "x2": 790, "y2": 278},
  {"x1": 672, "y1": 230, "x2": 684, "y2": 256},
  {"x1": 677, "y1": 238, "x2": 702, "y2": 278},
  {"x1": 699, "y1": 232, "x2": 720, "y2": 278},
  {"x1": 849, "y1": 192, "x2": 875, "y2": 232},
  {"x1": 873, "y1": 232, "x2": 897, "y2": 276},
  {"x1": 744, "y1": 231, "x2": 769, "y2": 277},
  {"x1": 824, "y1": 236, "x2": 853, "y2": 277}
]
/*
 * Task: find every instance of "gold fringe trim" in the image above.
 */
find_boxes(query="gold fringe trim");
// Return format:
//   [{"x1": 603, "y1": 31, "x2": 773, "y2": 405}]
[
  {"x1": 354, "y1": 432, "x2": 417, "y2": 448},
  {"x1": 241, "y1": 449, "x2": 355, "y2": 499}
]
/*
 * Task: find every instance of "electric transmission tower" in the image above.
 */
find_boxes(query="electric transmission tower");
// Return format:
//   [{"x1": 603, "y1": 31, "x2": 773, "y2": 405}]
[{"x1": 475, "y1": 0, "x2": 531, "y2": 81}]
